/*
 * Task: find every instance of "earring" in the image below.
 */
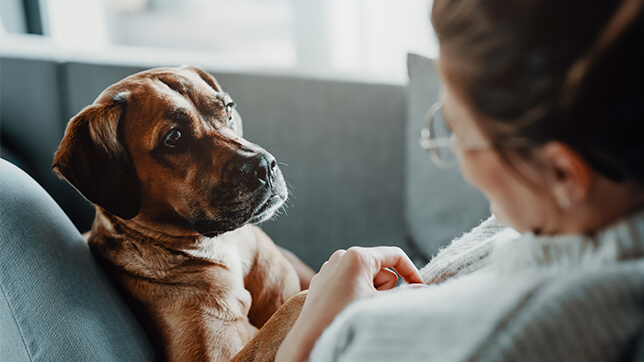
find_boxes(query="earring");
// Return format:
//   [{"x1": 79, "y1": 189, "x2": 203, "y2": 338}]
[{"x1": 555, "y1": 191, "x2": 571, "y2": 210}]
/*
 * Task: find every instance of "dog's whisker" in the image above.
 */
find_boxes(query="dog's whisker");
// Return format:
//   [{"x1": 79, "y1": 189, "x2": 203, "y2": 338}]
[
  {"x1": 265, "y1": 144, "x2": 281, "y2": 150},
  {"x1": 285, "y1": 182, "x2": 297, "y2": 195},
  {"x1": 219, "y1": 79, "x2": 236, "y2": 92},
  {"x1": 286, "y1": 192, "x2": 297, "y2": 202},
  {"x1": 272, "y1": 203, "x2": 288, "y2": 218},
  {"x1": 266, "y1": 211, "x2": 279, "y2": 222}
]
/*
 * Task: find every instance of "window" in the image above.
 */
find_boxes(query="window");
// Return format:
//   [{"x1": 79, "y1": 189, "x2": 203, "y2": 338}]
[{"x1": 1, "y1": 0, "x2": 438, "y2": 83}]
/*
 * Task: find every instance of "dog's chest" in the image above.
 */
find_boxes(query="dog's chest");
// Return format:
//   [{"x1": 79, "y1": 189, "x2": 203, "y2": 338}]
[
  {"x1": 175, "y1": 229, "x2": 257, "y2": 320},
  {"x1": 184, "y1": 228, "x2": 255, "y2": 278}
]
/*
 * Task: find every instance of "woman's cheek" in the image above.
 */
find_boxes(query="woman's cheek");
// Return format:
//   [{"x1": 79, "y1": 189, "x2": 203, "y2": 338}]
[
  {"x1": 494, "y1": 183, "x2": 552, "y2": 233},
  {"x1": 455, "y1": 149, "x2": 480, "y2": 188},
  {"x1": 457, "y1": 149, "x2": 500, "y2": 194},
  {"x1": 457, "y1": 150, "x2": 525, "y2": 229}
]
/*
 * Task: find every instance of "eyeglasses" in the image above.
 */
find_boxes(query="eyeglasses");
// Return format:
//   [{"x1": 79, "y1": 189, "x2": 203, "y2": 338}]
[{"x1": 418, "y1": 101, "x2": 492, "y2": 168}]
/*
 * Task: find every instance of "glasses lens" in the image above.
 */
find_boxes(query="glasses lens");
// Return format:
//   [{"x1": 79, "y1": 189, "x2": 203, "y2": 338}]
[{"x1": 430, "y1": 109, "x2": 457, "y2": 166}]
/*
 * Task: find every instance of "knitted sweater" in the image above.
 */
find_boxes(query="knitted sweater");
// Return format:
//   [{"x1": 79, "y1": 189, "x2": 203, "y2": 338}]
[{"x1": 309, "y1": 211, "x2": 644, "y2": 362}]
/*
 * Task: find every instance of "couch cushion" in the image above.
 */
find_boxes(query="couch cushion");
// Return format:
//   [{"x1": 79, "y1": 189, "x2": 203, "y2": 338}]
[
  {"x1": 404, "y1": 53, "x2": 490, "y2": 260},
  {"x1": 0, "y1": 57, "x2": 95, "y2": 232},
  {"x1": 0, "y1": 158, "x2": 155, "y2": 361},
  {"x1": 212, "y1": 72, "x2": 408, "y2": 270}
]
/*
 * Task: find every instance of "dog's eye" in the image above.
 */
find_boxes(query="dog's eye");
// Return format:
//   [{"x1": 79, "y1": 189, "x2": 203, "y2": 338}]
[
  {"x1": 225, "y1": 101, "x2": 235, "y2": 122},
  {"x1": 164, "y1": 128, "x2": 183, "y2": 148},
  {"x1": 223, "y1": 94, "x2": 235, "y2": 124}
]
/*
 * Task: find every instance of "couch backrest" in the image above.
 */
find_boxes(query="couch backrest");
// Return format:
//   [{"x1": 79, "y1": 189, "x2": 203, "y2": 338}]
[
  {"x1": 404, "y1": 54, "x2": 490, "y2": 260},
  {"x1": 0, "y1": 57, "x2": 95, "y2": 231},
  {"x1": 2, "y1": 59, "x2": 408, "y2": 269}
]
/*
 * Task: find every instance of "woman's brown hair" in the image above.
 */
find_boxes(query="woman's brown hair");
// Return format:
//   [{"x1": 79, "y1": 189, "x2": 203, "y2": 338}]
[{"x1": 432, "y1": 0, "x2": 644, "y2": 184}]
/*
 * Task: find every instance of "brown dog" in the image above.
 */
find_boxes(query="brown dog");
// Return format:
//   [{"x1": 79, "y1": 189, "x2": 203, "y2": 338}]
[{"x1": 53, "y1": 66, "x2": 307, "y2": 361}]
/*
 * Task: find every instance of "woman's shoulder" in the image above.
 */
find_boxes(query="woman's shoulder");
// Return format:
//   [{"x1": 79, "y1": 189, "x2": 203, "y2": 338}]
[
  {"x1": 420, "y1": 215, "x2": 520, "y2": 284},
  {"x1": 473, "y1": 258, "x2": 644, "y2": 362},
  {"x1": 422, "y1": 209, "x2": 644, "y2": 284}
]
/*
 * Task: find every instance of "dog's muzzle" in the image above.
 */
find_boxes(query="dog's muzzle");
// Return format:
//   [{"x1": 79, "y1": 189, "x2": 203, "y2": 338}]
[
  {"x1": 193, "y1": 151, "x2": 287, "y2": 237},
  {"x1": 231, "y1": 152, "x2": 287, "y2": 222}
]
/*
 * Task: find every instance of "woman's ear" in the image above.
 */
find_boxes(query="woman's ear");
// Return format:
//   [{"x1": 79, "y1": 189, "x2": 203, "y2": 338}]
[{"x1": 538, "y1": 142, "x2": 592, "y2": 210}]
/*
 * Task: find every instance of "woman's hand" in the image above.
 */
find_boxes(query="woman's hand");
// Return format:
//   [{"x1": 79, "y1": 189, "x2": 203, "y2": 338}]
[{"x1": 276, "y1": 246, "x2": 424, "y2": 362}]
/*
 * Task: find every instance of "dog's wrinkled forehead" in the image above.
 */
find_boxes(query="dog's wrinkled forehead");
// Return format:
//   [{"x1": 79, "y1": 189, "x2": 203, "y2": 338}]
[
  {"x1": 99, "y1": 67, "x2": 224, "y2": 112},
  {"x1": 97, "y1": 67, "x2": 236, "y2": 147}
]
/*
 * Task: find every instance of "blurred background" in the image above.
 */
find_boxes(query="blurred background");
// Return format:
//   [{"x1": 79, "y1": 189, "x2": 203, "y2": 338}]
[
  {"x1": 0, "y1": 0, "x2": 437, "y2": 81},
  {"x1": 0, "y1": 0, "x2": 490, "y2": 270}
]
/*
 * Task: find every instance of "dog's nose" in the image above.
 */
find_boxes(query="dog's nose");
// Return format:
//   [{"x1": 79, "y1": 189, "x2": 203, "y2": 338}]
[
  {"x1": 229, "y1": 152, "x2": 277, "y2": 189},
  {"x1": 253, "y1": 153, "x2": 277, "y2": 185}
]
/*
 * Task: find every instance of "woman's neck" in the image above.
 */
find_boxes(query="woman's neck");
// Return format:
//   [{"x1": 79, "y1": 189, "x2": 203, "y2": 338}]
[{"x1": 558, "y1": 178, "x2": 644, "y2": 235}]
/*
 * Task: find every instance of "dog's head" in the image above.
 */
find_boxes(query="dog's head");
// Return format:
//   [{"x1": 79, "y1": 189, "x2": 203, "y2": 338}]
[{"x1": 53, "y1": 66, "x2": 287, "y2": 237}]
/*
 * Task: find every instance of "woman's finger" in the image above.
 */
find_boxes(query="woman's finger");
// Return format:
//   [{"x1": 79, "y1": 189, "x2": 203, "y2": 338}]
[
  {"x1": 328, "y1": 249, "x2": 346, "y2": 264},
  {"x1": 317, "y1": 249, "x2": 346, "y2": 273},
  {"x1": 373, "y1": 268, "x2": 398, "y2": 290},
  {"x1": 368, "y1": 246, "x2": 424, "y2": 285}
]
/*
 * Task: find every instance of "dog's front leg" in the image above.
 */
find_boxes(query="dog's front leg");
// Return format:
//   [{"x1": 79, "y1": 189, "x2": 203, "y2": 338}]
[
  {"x1": 158, "y1": 304, "x2": 258, "y2": 362},
  {"x1": 231, "y1": 291, "x2": 307, "y2": 362},
  {"x1": 243, "y1": 225, "x2": 301, "y2": 328}
]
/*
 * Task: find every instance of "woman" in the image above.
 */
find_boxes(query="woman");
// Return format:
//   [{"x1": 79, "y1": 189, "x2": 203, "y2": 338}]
[{"x1": 277, "y1": 0, "x2": 644, "y2": 361}]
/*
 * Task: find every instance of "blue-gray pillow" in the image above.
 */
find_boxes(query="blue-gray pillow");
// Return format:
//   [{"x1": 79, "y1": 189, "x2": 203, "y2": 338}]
[{"x1": 0, "y1": 158, "x2": 155, "y2": 361}]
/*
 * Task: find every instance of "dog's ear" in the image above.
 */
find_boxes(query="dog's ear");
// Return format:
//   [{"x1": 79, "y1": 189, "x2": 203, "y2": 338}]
[
  {"x1": 53, "y1": 93, "x2": 141, "y2": 219},
  {"x1": 184, "y1": 65, "x2": 222, "y2": 92}
]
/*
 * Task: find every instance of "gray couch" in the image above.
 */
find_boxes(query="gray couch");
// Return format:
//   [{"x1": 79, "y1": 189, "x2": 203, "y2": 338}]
[
  {"x1": 1, "y1": 53, "x2": 489, "y2": 269},
  {"x1": 0, "y1": 52, "x2": 490, "y2": 360}
]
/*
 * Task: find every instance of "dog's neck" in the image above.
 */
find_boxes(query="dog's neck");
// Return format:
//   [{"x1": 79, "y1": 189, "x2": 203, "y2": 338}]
[
  {"x1": 94, "y1": 209, "x2": 200, "y2": 251},
  {"x1": 89, "y1": 210, "x2": 236, "y2": 280},
  {"x1": 87, "y1": 209, "x2": 256, "y2": 325},
  {"x1": 90, "y1": 209, "x2": 253, "y2": 271}
]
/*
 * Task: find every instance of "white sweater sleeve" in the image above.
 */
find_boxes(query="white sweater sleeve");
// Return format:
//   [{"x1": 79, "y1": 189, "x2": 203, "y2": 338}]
[
  {"x1": 309, "y1": 262, "x2": 644, "y2": 362},
  {"x1": 309, "y1": 212, "x2": 644, "y2": 362},
  {"x1": 420, "y1": 215, "x2": 511, "y2": 284}
]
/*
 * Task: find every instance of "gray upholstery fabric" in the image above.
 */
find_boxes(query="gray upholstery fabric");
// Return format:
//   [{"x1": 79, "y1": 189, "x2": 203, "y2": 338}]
[
  {"x1": 215, "y1": 73, "x2": 407, "y2": 270},
  {"x1": 0, "y1": 57, "x2": 94, "y2": 231},
  {"x1": 0, "y1": 158, "x2": 155, "y2": 361},
  {"x1": 404, "y1": 53, "x2": 490, "y2": 259}
]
